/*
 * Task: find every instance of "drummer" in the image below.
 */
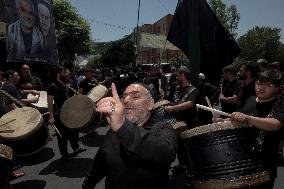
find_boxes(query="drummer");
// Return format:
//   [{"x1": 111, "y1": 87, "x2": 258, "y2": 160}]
[
  {"x1": 1, "y1": 70, "x2": 39, "y2": 106},
  {"x1": 47, "y1": 66, "x2": 86, "y2": 160},
  {"x1": 78, "y1": 68, "x2": 98, "y2": 95},
  {"x1": 230, "y1": 69, "x2": 284, "y2": 189},
  {"x1": 18, "y1": 64, "x2": 43, "y2": 90}
]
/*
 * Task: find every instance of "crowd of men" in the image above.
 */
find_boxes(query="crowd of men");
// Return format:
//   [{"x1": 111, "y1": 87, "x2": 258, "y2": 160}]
[{"x1": 0, "y1": 59, "x2": 283, "y2": 189}]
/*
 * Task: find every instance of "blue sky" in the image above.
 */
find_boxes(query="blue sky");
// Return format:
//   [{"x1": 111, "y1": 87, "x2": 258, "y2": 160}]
[{"x1": 68, "y1": 0, "x2": 284, "y2": 42}]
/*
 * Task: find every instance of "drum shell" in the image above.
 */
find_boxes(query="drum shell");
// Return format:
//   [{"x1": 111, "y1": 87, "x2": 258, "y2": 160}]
[
  {"x1": 3, "y1": 121, "x2": 48, "y2": 157},
  {"x1": 0, "y1": 107, "x2": 48, "y2": 157},
  {"x1": 181, "y1": 121, "x2": 270, "y2": 188},
  {"x1": 60, "y1": 95, "x2": 101, "y2": 133}
]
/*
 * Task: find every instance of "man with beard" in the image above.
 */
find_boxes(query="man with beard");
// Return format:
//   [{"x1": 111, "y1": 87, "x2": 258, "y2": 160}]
[
  {"x1": 78, "y1": 68, "x2": 98, "y2": 95},
  {"x1": 7, "y1": 0, "x2": 43, "y2": 61},
  {"x1": 229, "y1": 70, "x2": 284, "y2": 189},
  {"x1": 82, "y1": 83, "x2": 177, "y2": 189},
  {"x1": 47, "y1": 66, "x2": 86, "y2": 160},
  {"x1": 220, "y1": 65, "x2": 243, "y2": 114},
  {"x1": 2, "y1": 70, "x2": 39, "y2": 106},
  {"x1": 18, "y1": 64, "x2": 43, "y2": 90},
  {"x1": 163, "y1": 66, "x2": 198, "y2": 174},
  {"x1": 237, "y1": 62, "x2": 259, "y2": 111}
]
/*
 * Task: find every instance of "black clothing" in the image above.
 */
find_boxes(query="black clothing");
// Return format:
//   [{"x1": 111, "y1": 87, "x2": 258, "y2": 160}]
[
  {"x1": 172, "y1": 85, "x2": 199, "y2": 127},
  {"x1": 196, "y1": 82, "x2": 219, "y2": 126},
  {"x1": 221, "y1": 79, "x2": 243, "y2": 113},
  {"x1": 19, "y1": 74, "x2": 43, "y2": 90},
  {"x1": 2, "y1": 82, "x2": 25, "y2": 100},
  {"x1": 238, "y1": 80, "x2": 256, "y2": 110},
  {"x1": 47, "y1": 80, "x2": 79, "y2": 156},
  {"x1": 0, "y1": 94, "x2": 13, "y2": 117},
  {"x1": 82, "y1": 116, "x2": 177, "y2": 189},
  {"x1": 240, "y1": 96, "x2": 284, "y2": 182},
  {"x1": 79, "y1": 78, "x2": 98, "y2": 95}
]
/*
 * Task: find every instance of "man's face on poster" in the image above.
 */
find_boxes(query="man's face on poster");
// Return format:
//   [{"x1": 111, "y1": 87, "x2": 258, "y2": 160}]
[
  {"x1": 38, "y1": 3, "x2": 50, "y2": 37},
  {"x1": 17, "y1": 0, "x2": 35, "y2": 32}
]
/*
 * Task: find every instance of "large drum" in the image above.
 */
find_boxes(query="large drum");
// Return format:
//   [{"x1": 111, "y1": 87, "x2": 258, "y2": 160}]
[
  {"x1": 27, "y1": 91, "x2": 49, "y2": 113},
  {"x1": 0, "y1": 107, "x2": 48, "y2": 157},
  {"x1": 60, "y1": 85, "x2": 108, "y2": 133},
  {"x1": 180, "y1": 121, "x2": 270, "y2": 189},
  {"x1": 0, "y1": 144, "x2": 13, "y2": 188},
  {"x1": 60, "y1": 95, "x2": 101, "y2": 133},
  {"x1": 87, "y1": 84, "x2": 108, "y2": 103}
]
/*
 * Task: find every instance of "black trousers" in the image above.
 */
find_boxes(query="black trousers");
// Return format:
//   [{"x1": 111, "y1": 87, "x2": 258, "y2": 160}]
[{"x1": 54, "y1": 115, "x2": 79, "y2": 156}]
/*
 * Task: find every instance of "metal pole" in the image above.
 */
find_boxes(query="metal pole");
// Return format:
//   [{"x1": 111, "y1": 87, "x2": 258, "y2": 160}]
[{"x1": 135, "y1": 0, "x2": 141, "y2": 67}]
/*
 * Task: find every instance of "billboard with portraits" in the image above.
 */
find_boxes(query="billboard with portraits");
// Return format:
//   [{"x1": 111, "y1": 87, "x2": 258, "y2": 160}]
[{"x1": 4, "y1": 0, "x2": 58, "y2": 64}]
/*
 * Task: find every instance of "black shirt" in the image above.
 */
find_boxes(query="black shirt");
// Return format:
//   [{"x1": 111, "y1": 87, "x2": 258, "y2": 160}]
[
  {"x1": 1, "y1": 82, "x2": 25, "y2": 100},
  {"x1": 240, "y1": 96, "x2": 284, "y2": 178},
  {"x1": 238, "y1": 80, "x2": 256, "y2": 109},
  {"x1": 79, "y1": 78, "x2": 98, "y2": 95},
  {"x1": 0, "y1": 94, "x2": 13, "y2": 117},
  {"x1": 172, "y1": 85, "x2": 199, "y2": 127},
  {"x1": 221, "y1": 79, "x2": 243, "y2": 113},
  {"x1": 47, "y1": 80, "x2": 73, "y2": 115}
]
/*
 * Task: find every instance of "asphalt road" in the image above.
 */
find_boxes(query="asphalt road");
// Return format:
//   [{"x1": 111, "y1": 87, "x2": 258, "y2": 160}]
[{"x1": 9, "y1": 125, "x2": 284, "y2": 189}]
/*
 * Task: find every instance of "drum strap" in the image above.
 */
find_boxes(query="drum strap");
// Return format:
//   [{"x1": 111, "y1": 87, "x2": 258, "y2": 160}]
[
  {"x1": 0, "y1": 89, "x2": 26, "y2": 107},
  {"x1": 179, "y1": 85, "x2": 196, "y2": 104}
]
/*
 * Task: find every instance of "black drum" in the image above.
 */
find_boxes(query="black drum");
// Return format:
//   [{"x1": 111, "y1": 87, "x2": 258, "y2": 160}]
[
  {"x1": 0, "y1": 107, "x2": 48, "y2": 157},
  {"x1": 153, "y1": 100, "x2": 176, "y2": 125},
  {"x1": 180, "y1": 121, "x2": 270, "y2": 189},
  {"x1": 0, "y1": 144, "x2": 13, "y2": 188}
]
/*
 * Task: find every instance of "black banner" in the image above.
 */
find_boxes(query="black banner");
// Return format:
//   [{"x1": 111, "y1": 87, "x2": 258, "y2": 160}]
[
  {"x1": 167, "y1": 0, "x2": 240, "y2": 85},
  {"x1": 5, "y1": 0, "x2": 58, "y2": 64}
]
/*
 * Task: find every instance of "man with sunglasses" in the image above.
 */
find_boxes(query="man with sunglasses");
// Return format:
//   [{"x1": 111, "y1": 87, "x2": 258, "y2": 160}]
[{"x1": 230, "y1": 69, "x2": 284, "y2": 189}]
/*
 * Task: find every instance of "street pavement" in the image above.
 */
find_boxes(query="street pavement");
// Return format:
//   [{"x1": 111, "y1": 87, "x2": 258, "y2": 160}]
[{"x1": 10, "y1": 125, "x2": 284, "y2": 189}]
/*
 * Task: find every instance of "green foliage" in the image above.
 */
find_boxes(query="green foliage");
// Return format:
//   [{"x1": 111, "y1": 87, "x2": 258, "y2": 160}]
[
  {"x1": 208, "y1": 0, "x2": 240, "y2": 37},
  {"x1": 100, "y1": 36, "x2": 135, "y2": 68},
  {"x1": 53, "y1": 0, "x2": 91, "y2": 68},
  {"x1": 238, "y1": 26, "x2": 282, "y2": 62}
]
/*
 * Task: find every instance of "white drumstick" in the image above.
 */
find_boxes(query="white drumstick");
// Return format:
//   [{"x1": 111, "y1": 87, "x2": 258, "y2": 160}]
[{"x1": 196, "y1": 104, "x2": 231, "y2": 118}]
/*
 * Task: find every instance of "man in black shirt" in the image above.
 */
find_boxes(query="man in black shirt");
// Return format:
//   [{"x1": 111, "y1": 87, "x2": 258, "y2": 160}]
[
  {"x1": 82, "y1": 83, "x2": 176, "y2": 189},
  {"x1": 165, "y1": 67, "x2": 199, "y2": 127},
  {"x1": 231, "y1": 70, "x2": 284, "y2": 189},
  {"x1": 18, "y1": 64, "x2": 43, "y2": 90},
  {"x1": 78, "y1": 68, "x2": 98, "y2": 95},
  {"x1": 220, "y1": 65, "x2": 243, "y2": 114},
  {"x1": 238, "y1": 62, "x2": 259, "y2": 110},
  {"x1": 47, "y1": 66, "x2": 86, "y2": 160},
  {"x1": 2, "y1": 70, "x2": 39, "y2": 106}
]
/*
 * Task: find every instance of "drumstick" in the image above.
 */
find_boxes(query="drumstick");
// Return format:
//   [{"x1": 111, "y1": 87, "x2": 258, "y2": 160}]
[
  {"x1": 53, "y1": 125, "x2": 62, "y2": 138},
  {"x1": 205, "y1": 96, "x2": 212, "y2": 108},
  {"x1": 196, "y1": 104, "x2": 231, "y2": 118},
  {"x1": 0, "y1": 119, "x2": 16, "y2": 128}
]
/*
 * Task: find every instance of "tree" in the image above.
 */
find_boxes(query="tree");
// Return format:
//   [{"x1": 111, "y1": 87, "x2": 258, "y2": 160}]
[
  {"x1": 208, "y1": 0, "x2": 240, "y2": 37},
  {"x1": 238, "y1": 26, "x2": 282, "y2": 62},
  {"x1": 53, "y1": 0, "x2": 91, "y2": 68},
  {"x1": 100, "y1": 36, "x2": 135, "y2": 68}
]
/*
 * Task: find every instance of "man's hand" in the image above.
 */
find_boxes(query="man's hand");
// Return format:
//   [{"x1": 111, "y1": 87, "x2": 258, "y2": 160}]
[
  {"x1": 231, "y1": 112, "x2": 249, "y2": 123},
  {"x1": 164, "y1": 105, "x2": 176, "y2": 113},
  {"x1": 96, "y1": 83, "x2": 125, "y2": 132}
]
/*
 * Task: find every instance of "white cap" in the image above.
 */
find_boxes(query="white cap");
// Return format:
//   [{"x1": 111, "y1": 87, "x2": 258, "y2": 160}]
[{"x1": 198, "y1": 73, "x2": 205, "y2": 80}]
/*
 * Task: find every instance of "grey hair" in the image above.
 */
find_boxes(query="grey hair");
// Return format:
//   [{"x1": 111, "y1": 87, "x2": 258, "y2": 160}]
[{"x1": 15, "y1": 0, "x2": 35, "y2": 12}]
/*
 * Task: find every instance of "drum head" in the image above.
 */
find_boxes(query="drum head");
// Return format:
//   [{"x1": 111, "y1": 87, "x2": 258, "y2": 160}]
[
  {"x1": 0, "y1": 107, "x2": 42, "y2": 141},
  {"x1": 27, "y1": 91, "x2": 49, "y2": 111},
  {"x1": 60, "y1": 95, "x2": 96, "y2": 130},
  {"x1": 0, "y1": 144, "x2": 13, "y2": 160},
  {"x1": 180, "y1": 121, "x2": 248, "y2": 140},
  {"x1": 87, "y1": 84, "x2": 108, "y2": 103}
]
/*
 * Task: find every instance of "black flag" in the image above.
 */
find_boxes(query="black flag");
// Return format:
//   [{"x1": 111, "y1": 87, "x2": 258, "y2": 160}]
[{"x1": 167, "y1": 0, "x2": 240, "y2": 85}]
